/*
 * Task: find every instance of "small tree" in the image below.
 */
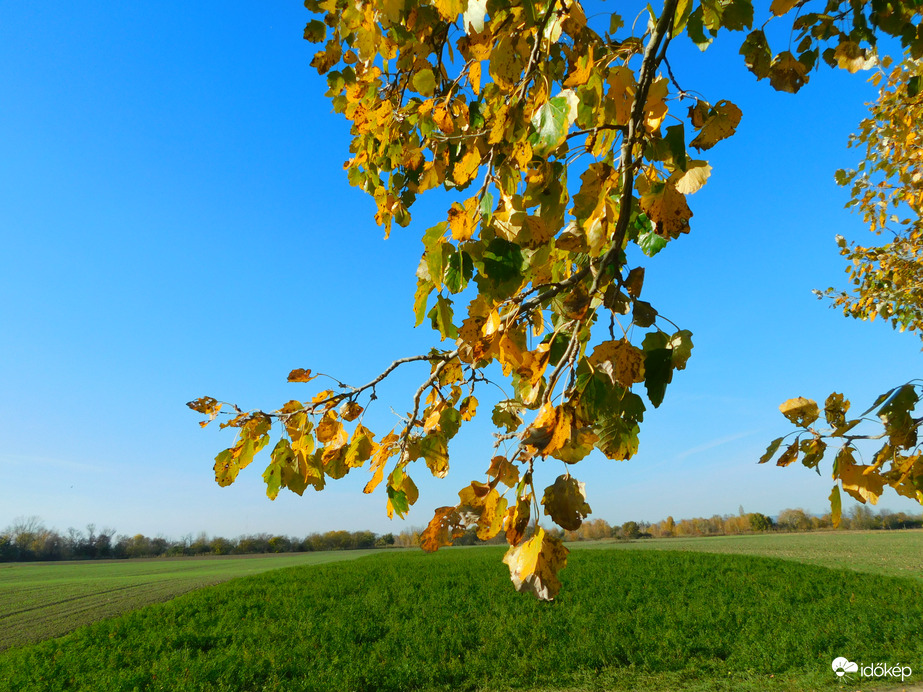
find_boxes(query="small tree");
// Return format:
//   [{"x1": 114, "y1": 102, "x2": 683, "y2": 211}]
[
  {"x1": 747, "y1": 512, "x2": 772, "y2": 532},
  {"x1": 621, "y1": 521, "x2": 640, "y2": 540}
]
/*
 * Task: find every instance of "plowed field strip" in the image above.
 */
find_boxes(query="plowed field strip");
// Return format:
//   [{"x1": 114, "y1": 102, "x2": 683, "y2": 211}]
[{"x1": 0, "y1": 551, "x2": 377, "y2": 650}]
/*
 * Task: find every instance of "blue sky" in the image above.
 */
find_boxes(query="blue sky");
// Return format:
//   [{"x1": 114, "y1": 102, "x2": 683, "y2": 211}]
[{"x1": 1, "y1": 2, "x2": 919, "y2": 539}]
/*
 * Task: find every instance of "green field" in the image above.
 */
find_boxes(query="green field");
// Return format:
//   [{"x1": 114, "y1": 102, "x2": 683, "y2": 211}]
[
  {"x1": 2, "y1": 533, "x2": 923, "y2": 691},
  {"x1": 576, "y1": 530, "x2": 923, "y2": 581},
  {"x1": 0, "y1": 551, "x2": 376, "y2": 650}
]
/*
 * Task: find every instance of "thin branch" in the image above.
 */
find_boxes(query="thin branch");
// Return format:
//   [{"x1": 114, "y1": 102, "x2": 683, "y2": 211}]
[
  {"x1": 398, "y1": 349, "x2": 461, "y2": 461},
  {"x1": 516, "y1": 0, "x2": 561, "y2": 100}
]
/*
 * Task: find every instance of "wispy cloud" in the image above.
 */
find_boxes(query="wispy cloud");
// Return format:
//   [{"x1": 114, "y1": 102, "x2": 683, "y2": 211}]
[{"x1": 673, "y1": 429, "x2": 760, "y2": 462}]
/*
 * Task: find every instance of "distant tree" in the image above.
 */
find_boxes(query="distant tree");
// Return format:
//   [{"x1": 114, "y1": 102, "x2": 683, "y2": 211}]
[
  {"x1": 268, "y1": 535, "x2": 293, "y2": 553},
  {"x1": 621, "y1": 521, "x2": 640, "y2": 540},
  {"x1": 748, "y1": 513, "x2": 773, "y2": 532},
  {"x1": 375, "y1": 532, "x2": 395, "y2": 548},
  {"x1": 776, "y1": 508, "x2": 812, "y2": 533}
]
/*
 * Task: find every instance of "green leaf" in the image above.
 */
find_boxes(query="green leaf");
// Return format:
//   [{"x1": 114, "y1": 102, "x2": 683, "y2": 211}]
[
  {"x1": 428, "y1": 295, "x2": 458, "y2": 340},
  {"x1": 637, "y1": 229, "x2": 667, "y2": 257},
  {"x1": 595, "y1": 415, "x2": 640, "y2": 460},
  {"x1": 530, "y1": 91, "x2": 578, "y2": 157},
  {"x1": 669, "y1": 330, "x2": 694, "y2": 370},
  {"x1": 492, "y1": 400, "x2": 525, "y2": 432},
  {"x1": 303, "y1": 20, "x2": 327, "y2": 43},
  {"x1": 860, "y1": 387, "x2": 897, "y2": 416},
  {"x1": 480, "y1": 238, "x2": 524, "y2": 293},
  {"x1": 420, "y1": 432, "x2": 450, "y2": 477},
  {"x1": 759, "y1": 437, "x2": 783, "y2": 464},
  {"x1": 685, "y1": 6, "x2": 713, "y2": 50},
  {"x1": 909, "y1": 75, "x2": 921, "y2": 98},
  {"x1": 643, "y1": 348, "x2": 672, "y2": 408},
  {"x1": 414, "y1": 278, "x2": 434, "y2": 327},
  {"x1": 445, "y1": 249, "x2": 473, "y2": 293},
  {"x1": 264, "y1": 438, "x2": 293, "y2": 500},
  {"x1": 740, "y1": 30, "x2": 772, "y2": 79},
  {"x1": 721, "y1": 0, "x2": 753, "y2": 31},
  {"x1": 387, "y1": 485, "x2": 410, "y2": 518},
  {"x1": 642, "y1": 332, "x2": 672, "y2": 408},
  {"x1": 632, "y1": 300, "x2": 657, "y2": 328},
  {"x1": 413, "y1": 69, "x2": 436, "y2": 96}
]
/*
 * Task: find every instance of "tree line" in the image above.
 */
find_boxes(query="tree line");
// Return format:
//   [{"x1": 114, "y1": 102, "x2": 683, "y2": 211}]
[
  {"x1": 0, "y1": 517, "x2": 402, "y2": 563},
  {"x1": 391, "y1": 506, "x2": 923, "y2": 547},
  {"x1": 3, "y1": 505, "x2": 921, "y2": 562}
]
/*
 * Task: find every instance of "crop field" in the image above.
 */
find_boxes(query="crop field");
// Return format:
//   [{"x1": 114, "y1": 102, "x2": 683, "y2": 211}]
[
  {"x1": 2, "y1": 535, "x2": 923, "y2": 692},
  {"x1": 588, "y1": 530, "x2": 923, "y2": 581},
  {"x1": 0, "y1": 550, "x2": 376, "y2": 650}
]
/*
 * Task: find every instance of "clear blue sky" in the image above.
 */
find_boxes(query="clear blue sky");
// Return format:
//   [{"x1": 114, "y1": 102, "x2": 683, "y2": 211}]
[{"x1": 1, "y1": 2, "x2": 919, "y2": 540}]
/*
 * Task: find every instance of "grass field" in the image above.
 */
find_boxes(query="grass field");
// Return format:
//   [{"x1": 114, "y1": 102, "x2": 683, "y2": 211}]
[
  {"x1": 579, "y1": 530, "x2": 923, "y2": 582},
  {"x1": 0, "y1": 550, "x2": 376, "y2": 650},
  {"x1": 2, "y1": 534, "x2": 923, "y2": 691}
]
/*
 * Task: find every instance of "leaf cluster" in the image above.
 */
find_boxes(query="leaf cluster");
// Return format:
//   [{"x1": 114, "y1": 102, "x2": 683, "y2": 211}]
[
  {"x1": 762, "y1": 385, "x2": 923, "y2": 526},
  {"x1": 192, "y1": 0, "x2": 923, "y2": 599}
]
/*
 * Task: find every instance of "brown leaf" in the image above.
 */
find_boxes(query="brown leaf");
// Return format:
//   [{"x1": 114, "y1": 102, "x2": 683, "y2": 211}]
[
  {"x1": 287, "y1": 368, "x2": 318, "y2": 383},
  {"x1": 541, "y1": 474, "x2": 592, "y2": 530}
]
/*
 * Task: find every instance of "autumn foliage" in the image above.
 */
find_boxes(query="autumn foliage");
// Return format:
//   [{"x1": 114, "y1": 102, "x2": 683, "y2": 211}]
[{"x1": 190, "y1": 0, "x2": 923, "y2": 599}]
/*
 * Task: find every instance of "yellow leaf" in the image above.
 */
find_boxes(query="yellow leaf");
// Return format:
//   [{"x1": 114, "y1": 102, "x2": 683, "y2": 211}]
[
  {"x1": 459, "y1": 395, "x2": 478, "y2": 421},
  {"x1": 447, "y1": 197, "x2": 478, "y2": 240},
  {"x1": 453, "y1": 148, "x2": 481, "y2": 186},
  {"x1": 839, "y1": 463, "x2": 886, "y2": 504},
  {"x1": 504, "y1": 494, "x2": 531, "y2": 545},
  {"x1": 502, "y1": 527, "x2": 569, "y2": 601},
  {"x1": 315, "y1": 411, "x2": 342, "y2": 443},
  {"x1": 512, "y1": 139, "x2": 532, "y2": 169},
  {"x1": 639, "y1": 179, "x2": 692, "y2": 238},
  {"x1": 522, "y1": 403, "x2": 572, "y2": 457},
  {"x1": 834, "y1": 40, "x2": 877, "y2": 73},
  {"x1": 498, "y1": 332, "x2": 526, "y2": 376},
  {"x1": 345, "y1": 425, "x2": 376, "y2": 468},
  {"x1": 489, "y1": 35, "x2": 524, "y2": 90},
  {"x1": 433, "y1": 104, "x2": 454, "y2": 134},
  {"x1": 606, "y1": 67, "x2": 635, "y2": 126},
  {"x1": 469, "y1": 61, "x2": 482, "y2": 95},
  {"x1": 644, "y1": 77, "x2": 669, "y2": 132},
  {"x1": 689, "y1": 100, "x2": 742, "y2": 150},
  {"x1": 487, "y1": 455, "x2": 519, "y2": 487},
  {"x1": 340, "y1": 400, "x2": 364, "y2": 422},
  {"x1": 380, "y1": 0, "x2": 404, "y2": 24},
  {"x1": 523, "y1": 215, "x2": 554, "y2": 247},
  {"x1": 420, "y1": 432, "x2": 450, "y2": 478},
  {"x1": 551, "y1": 427, "x2": 599, "y2": 464},
  {"x1": 458, "y1": 481, "x2": 507, "y2": 540},
  {"x1": 669, "y1": 161, "x2": 712, "y2": 195},
  {"x1": 769, "y1": 0, "x2": 800, "y2": 16},
  {"x1": 364, "y1": 430, "x2": 398, "y2": 493},
  {"x1": 432, "y1": 0, "x2": 463, "y2": 21},
  {"x1": 541, "y1": 474, "x2": 592, "y2": 530},
  {"x1": 779, "y1": 397, "x2": 820, "y2": 427},
  {"x1": 588, "y1": 339, "x2": 645, "y2": 387},
  {"x1": 563, "y1": 45, "x2": 594, "y2": 88}
]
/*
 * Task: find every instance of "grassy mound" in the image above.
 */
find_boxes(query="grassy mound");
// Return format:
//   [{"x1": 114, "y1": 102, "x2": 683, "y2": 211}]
[{"x1": 2, "y1": 548, "x2": 920, "y2": 691}]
